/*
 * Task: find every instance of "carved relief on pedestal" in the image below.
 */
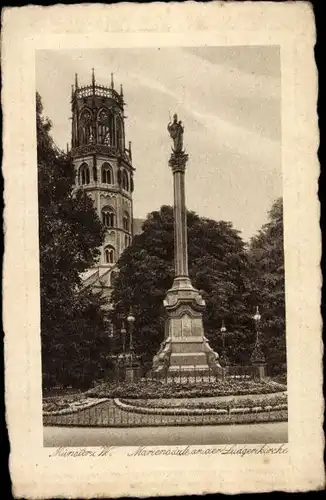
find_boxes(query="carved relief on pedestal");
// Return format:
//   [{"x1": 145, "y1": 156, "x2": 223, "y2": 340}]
[{"x1": 181, "y1": 314, "x2": 192, "y2": 337}]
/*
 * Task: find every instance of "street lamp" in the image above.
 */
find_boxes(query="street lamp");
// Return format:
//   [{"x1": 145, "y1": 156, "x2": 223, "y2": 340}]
[
  {"x1": 219, "y1": 320, "x2": 229, "y2": 367},
  {"x1": 220, "y1": 320, "x2": 227, "y2": 350},
  {"x1": 253, "y1": 306, "x2": 261, "y2": 336},
  {"x1": 251, "y1": 305, "x2": 266, "y2": 367},
  {"x1": 120, "y1": 321, "x2": 127, "y2": 354},
  {"x1": 127, "y1": 308, "x2": 135, "y2": 354},
  {"x1": 108, "y1": 320, "x2": 114, "y2": 352}
]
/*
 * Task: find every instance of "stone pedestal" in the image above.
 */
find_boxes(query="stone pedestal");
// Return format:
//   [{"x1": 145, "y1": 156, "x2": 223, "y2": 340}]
[
  {"x1": 253, "y1": 363, "x2": 266, "y2": 381},
  {"x1": 250, "y1": 334, "x2": 266, "y2": 381},
  {"x1": 153, "y1": 277, "x2": 222, "y2": 377},
  {"x1": 125, "y1": 364, "x2": 141, "y2": 382},
  {"x1": 152, "y1": 144, "x2": 222, "y2": 379}
]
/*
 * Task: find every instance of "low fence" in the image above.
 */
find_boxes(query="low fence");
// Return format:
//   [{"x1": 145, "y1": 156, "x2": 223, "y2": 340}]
[
  {"x1": 225, "y1": 365, "x2": 257, "y2": 379},
  {"x1": 111, "y1": 364, "x2": 259, "y2": 384},
  {"x1": 43, "y1": 399, "x2": 287, "y2": 428},
  {"x1": 143, "y1": 367, "x2": 223, "y2": 384}
]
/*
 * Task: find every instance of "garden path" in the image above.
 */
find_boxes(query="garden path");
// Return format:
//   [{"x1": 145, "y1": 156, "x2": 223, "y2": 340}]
[{"x1": 44, "y1": 421, "x2": 288, "y2": 446}]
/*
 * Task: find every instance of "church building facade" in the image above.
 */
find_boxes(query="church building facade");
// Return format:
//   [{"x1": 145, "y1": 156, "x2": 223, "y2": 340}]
[{"x1": 70, "y1": 70, "x2": 139, "y2": 307}]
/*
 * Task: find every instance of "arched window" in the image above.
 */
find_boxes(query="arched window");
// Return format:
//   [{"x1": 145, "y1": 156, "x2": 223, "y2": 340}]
[
  {"x1": 104, "y1": 245, "x2": 115, "y2": 264},
  {"x1": 101, "y1": 162, "x2": 113, "y2": 184},
  {"x1": 116, "y1": 116, "x2": 124, "y2": 151},
  {"x1": 102, "y1": 206, "x2": 115, "y2": 227},
  {"x1": 97, "y1": 109, "x2": 113, "y2": 145},
  {"x1": 122, "y1": 170, "x2": 129, "y2": 191},
  {"x1": 93, "y1": 166, "x2": 97, "y2": 182},
  {"x1": 79, "y1": 163, "x2": 90, "y2": 185},
  {"x1": 123, "y1": 212, "x2": 130, "y2": 231},
  {"x1": 124, "y1": 234, "x2": 130, "y2": 248},
  {"x1": 80, "y1": 109, "x2": 93, "y2": 145}
]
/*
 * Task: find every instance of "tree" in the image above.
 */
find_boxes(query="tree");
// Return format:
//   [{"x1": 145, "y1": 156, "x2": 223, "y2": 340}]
[
  {"x1": 111, "y1": 205, "x2": 252, "y2": 366},
  {"x1": 37, "y1": 92, "x2": 109, "y2": 390},
  {"x1": 247, "y1": 198, "x2": 286, "y2": 374}
]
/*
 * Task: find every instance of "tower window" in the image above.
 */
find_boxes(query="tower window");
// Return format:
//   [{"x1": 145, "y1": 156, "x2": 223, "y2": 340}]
[
  {"x1": 116, "y1": 116, "x2": 123, "y2": 151},
  {"x1": 102, "y1": 206, "x2": 115, "y2": 227},
  {"x1": 123, "y1": 212, "x2": 130, "y2": 231},
  {"x1": 101, "y1": 163, "x2": 113, "y2": 184},
  {"x1": 79, "y1": 163, "x2": 90, "y2": 185},
  {"x1": 97, "y1": 109, "x2": 113, "y2": 145},
  {"x1": 80, "y1": 109, "x2": 93, "y2": 145},
  {"x1": 122, "y1": 170, "x2": 129, "y2": 191},
  {"x1": 104, "y1": 245, "x2": 115, "y2": 264}
]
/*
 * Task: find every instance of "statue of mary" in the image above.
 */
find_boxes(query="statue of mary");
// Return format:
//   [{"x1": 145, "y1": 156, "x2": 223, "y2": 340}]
[{"x1": 167, "y1": 113, "x2": 184, "y2": 153}]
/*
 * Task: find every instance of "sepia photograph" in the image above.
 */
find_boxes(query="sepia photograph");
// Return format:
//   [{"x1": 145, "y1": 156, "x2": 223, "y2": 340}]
[
  {"x1": 36, "y1": 46, "x2": 287, "y2": 448},
  {"x1": 3, "y1": 3, "x2": 322, "y2": 497}
]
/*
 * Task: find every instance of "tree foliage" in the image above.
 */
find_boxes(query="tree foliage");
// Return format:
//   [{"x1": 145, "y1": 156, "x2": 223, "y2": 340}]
[
  {"x1": 247, "y1": 198, "x2": 286, "y2": 373},
  {"x1": 111, "y1": 205, "x2": 253, "y2": 365},
  {"x1": 37, "y1": 92, "x2": 109, "y2": 390},
  {"x1": 112, "y1": 200, "x2": 286, "y2": 374}
]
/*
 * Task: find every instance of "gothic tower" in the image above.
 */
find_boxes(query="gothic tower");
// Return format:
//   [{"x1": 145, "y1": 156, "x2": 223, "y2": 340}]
[{"x1": 70, "y1": 70, "x2": 134, "y2": 306}]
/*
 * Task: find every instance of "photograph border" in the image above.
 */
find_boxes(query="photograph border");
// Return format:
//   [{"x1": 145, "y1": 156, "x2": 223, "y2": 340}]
[{"x1": 2, "y1": 3, "x2": 323, "y2": 497}]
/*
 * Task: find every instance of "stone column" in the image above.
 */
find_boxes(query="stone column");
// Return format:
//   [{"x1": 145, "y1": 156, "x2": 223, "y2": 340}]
[
  {"x1": 170, "y1": 152, "x2": 189, "y2": 281},
  {"x1": 152, "y1": 116, "x2": 222, "y2": 380}
]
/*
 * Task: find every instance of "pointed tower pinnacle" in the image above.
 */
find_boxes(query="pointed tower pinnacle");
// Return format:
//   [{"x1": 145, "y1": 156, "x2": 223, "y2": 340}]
[
  {"x1": 75, "y1": 73, "x2": 79, "y2": 89},
  {"x1": 92, "y1": 67, "x2": 96, "y2": 94},
  {"x1": 111, "y1": 72, "x2": 114, "y2": 90},
  {"x1": 120, "y1": 83, "x2": 124, "y2": 98}
]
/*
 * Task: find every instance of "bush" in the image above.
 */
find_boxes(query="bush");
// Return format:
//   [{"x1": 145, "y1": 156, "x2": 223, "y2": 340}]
[
  {"x1": 86, "y1": 379, "x2": 286, "y2": 399},
  {"x1": 121, "y1": 393, "x2": 288, "y2": 411},
  {"x1": 272, "y1": 373, "x2": 287, "y2": 385}
]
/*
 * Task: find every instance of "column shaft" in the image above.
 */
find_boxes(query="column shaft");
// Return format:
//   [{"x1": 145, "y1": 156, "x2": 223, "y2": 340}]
[{"x1": 173, "y1": 171, "x2": 188, "y2": 277}]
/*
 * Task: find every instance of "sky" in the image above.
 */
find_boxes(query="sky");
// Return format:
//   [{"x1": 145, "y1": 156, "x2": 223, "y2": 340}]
[{"x1": 36, "y1": 46, "x2": 281, "y2": 241}]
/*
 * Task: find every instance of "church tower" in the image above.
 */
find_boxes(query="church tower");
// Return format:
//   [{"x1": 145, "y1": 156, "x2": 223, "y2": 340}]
[{"x1": 70, "y1": 70, "x2": 134, "y2": 305}]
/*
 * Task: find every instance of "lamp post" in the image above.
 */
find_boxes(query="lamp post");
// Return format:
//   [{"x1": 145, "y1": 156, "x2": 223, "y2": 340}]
[
  {"x1": 127, "y1": 308, "x2": 135, "y2": 356},
  {"x1": 120, "y1": 321, "x2": 127, "y2": 355},
  {"x1": 219, "y1": 321, "x2": 229, "y2": 368},
  {"x1": 220, "y1": 321, "x2": 226, "y2": 350},
  {"x1": 253, "y1": 306, "x2": 261, "y2": 343},
  {"x1": 108, "y1": 320, "x2": 114, "y2": 352},
  {"x1": 124, "y1": 308, "x2": 141, "y2": 382},
  {"x1": 250, "y1": 306, "x2": 266, "y2": 380}
]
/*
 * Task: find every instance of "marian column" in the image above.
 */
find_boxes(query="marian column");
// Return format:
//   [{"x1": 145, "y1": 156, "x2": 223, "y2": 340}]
[{"x1": 153, "y1": 114, "x2": 222, "y2": 378}]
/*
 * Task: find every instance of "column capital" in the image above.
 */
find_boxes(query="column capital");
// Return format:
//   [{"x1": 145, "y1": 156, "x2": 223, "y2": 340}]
[{"x1": 169, "y1": 152, "x2": 189, "y2": 174}]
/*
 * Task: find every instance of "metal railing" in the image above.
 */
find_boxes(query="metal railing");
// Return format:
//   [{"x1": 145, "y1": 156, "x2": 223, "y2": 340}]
[
  {"x1": 107, "y1": 364, "x2": 258, "y2": 384},
  {"x1": 43, "y1": 399, "x2": 287, "y2": 428}
]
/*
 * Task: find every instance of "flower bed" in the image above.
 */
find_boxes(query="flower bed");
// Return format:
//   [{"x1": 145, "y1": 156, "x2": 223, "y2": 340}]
[
  {"x1": 87, "y1": 379, "x2": 286, "y2": 400},
  {"x1": 114, "y1": 398, "x2": 288, "y2": 422},
  {"x1": 43, "y1": 397, "x2": 108, "y2": 415},
  {"x1": 120, "y1": 393, "x2": 287, "y2": 411}
]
